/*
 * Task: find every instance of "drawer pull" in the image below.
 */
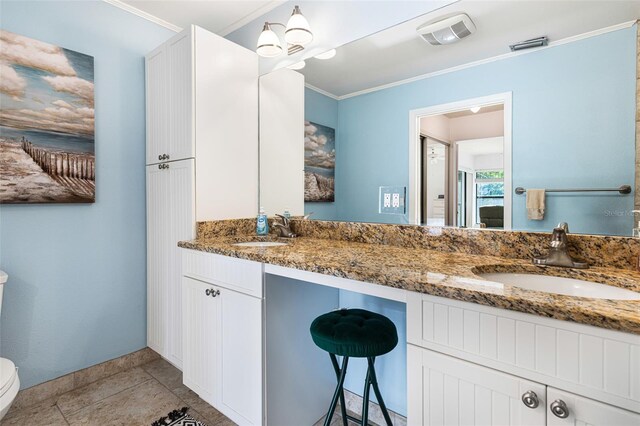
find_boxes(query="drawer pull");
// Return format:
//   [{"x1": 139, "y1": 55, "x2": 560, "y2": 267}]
[
  {"x1": 204, "y1": 288, "x2": 220, "y2": 297},
  {"x1": 550, "y1": 400, "x2": 569, "y2": 418},
  {"x1": 521, "y1": 391, "x2": 539, "y2": 409}
]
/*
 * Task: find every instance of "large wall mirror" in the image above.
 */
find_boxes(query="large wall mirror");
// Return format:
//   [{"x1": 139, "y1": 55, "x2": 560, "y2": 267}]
[{"x1": 259, "y1": 1, "x2": 639, "y2": 237}]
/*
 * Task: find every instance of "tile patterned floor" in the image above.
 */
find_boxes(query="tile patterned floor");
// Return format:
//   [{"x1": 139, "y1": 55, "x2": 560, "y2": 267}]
[{"x1": 1, "y1": 359, "x2": 236, "y2": 426}]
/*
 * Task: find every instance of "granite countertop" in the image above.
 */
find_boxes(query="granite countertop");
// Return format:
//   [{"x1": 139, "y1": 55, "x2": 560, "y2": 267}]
[{"x1": 178, "y1": 235, "x2": 640, "y2": 335}]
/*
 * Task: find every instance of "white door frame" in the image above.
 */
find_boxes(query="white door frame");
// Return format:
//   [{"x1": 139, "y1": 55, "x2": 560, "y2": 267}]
[{"x1": 408, "y1": 92, "x2": 512, "y2": 229}]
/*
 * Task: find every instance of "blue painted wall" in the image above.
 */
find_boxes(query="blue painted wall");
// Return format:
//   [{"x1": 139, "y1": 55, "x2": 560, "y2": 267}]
[
  {"x1": 0, "y1": 1, "x2": 174, "y2": 388},
  {"x1": 333, "y1": 27, "x2": 637, "y2": 235},
  {"x1": 339, "y1": 291, "x2": 407, "y2": 416},
  {"x1": 304, "y1": 87, "x2": 339, "y2": 220}
]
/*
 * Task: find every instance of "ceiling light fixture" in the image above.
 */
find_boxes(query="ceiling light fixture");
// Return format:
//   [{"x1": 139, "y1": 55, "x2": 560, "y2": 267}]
[
  {"x1": 314, "y1": 49, "x2": 336, "y2": 60},
  {"x1": 417, "y1": 13, "x2": 476, "y2": 46},
  {"x1": 288, "y1": 61, "x2": 306, "y2": 70},
  {"x1": 470, "y1": 106, "x2": 481, "y2": 113},
  {"x1": 256, "y1": 23, "x2": 283, "y2": 58},
  {"x1": 256, "y1": 5, "x2": 313, "y2": 58}
]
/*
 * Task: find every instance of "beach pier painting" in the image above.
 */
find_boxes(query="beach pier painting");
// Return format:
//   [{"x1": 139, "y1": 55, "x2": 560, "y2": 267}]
[
  {"x1": 0, "y1": 30, "x2": 95, "y2": 204},
  {"x1": 304, "y1": 121, "x2": 335, "y2": 202}
]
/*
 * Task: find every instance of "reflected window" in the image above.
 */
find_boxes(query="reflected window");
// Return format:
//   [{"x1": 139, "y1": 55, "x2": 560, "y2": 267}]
[{"x1": 476, "y1": 170, "x2": 504, "y2": 228}]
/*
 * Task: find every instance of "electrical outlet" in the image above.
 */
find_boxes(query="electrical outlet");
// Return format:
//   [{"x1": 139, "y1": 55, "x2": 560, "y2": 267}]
[{"x1": 379, "y1": 186, "x2": 406, "y2": 214}]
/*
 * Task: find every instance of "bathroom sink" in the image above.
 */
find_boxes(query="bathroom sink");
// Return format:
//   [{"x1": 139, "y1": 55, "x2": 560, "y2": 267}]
[
  {"x1": 478, "y1": 272, "x2": 640, "y2": 300},
  {"x1": 232, "y1": 241, "x2": 288, "y2": 247}
]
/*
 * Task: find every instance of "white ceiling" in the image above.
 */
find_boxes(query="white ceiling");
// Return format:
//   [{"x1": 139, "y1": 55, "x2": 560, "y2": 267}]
[
  {"x1": 301, "y1": 1, "x2": 640, "y2": 98},
  {"x1": 457, "y1": 137, "x2": 504, "y2": 156},
  {"x1": 118, "y1": 0, "x2": 285, "y2": 35}
]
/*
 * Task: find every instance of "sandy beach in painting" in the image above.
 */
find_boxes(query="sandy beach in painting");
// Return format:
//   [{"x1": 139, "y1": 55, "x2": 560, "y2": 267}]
[{"x1": 0, "y1": 137, "x2": 92, "y2": 203}]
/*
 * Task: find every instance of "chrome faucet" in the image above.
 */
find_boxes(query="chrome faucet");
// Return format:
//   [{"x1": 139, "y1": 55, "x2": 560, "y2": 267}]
[
  {"x1": 272, "y1": 214, "x2": 297, "y2": 238},
  {"x1": 533, "y1": 222, "x2": 588, "y2": 269}
]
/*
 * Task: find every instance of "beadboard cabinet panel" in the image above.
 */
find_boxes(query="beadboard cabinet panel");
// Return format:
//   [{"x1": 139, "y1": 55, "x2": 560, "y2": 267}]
[
  {"x1": 182, "y1": 249, "x2": 263, "y2": 298},
  {"x1": 546, "y1": 387, "x2": 640, "y2": 426},
  {"x1": 407, "y1": 292, "x2": 640, "y2": 413},
  {"x1": 167, "y1": 30, "x2": 194, "y2": 162},
  {"x1": 146, "y1": 164, "x2": 169, "y2": 354},
  {"x1": 146, "y1": 160, "x2": 194, "y2": 368},
  {"x1": 182, "y1": 276, "x2": 220, "y2": 405},
  {"x1": 145, "y1": 46, "x2": 169, "y2": 165},
  {"x1": 408, "y1": 345, "x2": 547, "y2": 425}
]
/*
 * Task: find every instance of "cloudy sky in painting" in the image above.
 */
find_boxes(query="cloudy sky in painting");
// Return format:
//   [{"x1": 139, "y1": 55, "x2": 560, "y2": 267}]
[
  {"x1": 0, "y1": 30, "x2": 94, "y2": 139},
  {"x1": 304, "y1": 121, "x2": 335, "y2": 169}
]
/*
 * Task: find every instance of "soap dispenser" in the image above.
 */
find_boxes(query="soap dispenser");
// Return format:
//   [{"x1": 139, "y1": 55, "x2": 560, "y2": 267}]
[{"x1": 256, "y1": 207, "x2": 269, "y2": 236}]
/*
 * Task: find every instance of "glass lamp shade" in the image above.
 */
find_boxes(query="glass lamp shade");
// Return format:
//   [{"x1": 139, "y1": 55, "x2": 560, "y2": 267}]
[
  {"x1": 257, "y1": 24, "x2": 283, "y2": 57},
  {"x1": 284, "y1": 7, "x2": 313, "y2": 46}
]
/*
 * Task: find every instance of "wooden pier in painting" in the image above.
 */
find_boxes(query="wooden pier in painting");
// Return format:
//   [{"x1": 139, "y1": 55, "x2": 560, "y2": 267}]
[{"x1": 21, "y1": 137, "x2": 95, "y2": 200}]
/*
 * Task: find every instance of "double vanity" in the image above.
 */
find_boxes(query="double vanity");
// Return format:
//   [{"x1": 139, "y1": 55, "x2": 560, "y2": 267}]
[{"x1": 176, "y1": 219, "x2": 640, "y2": 426}]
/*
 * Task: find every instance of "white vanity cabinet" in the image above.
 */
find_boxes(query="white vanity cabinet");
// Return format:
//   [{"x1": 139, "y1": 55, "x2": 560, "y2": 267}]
[
  {"x1": 407, "y1": 292, "x2": 640, "y2": 425},
  {"x1": 145, "y1": 24, "x2": 258, "y2": 368},
  {"x1": 408, "y1": 345, "x2": 547, "y2": 425},
  {"x1": 181, "y1": 250, "x2": 263, "y2": 426}
]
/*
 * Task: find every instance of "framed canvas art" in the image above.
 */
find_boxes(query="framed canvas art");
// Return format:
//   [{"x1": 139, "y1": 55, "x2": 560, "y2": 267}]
[
  {"x1": 0, "y1": 30, "x2": 95, "y2": 204},
  {"x1": 304, "y1": 120, "x2": 335, "y2": 202}
]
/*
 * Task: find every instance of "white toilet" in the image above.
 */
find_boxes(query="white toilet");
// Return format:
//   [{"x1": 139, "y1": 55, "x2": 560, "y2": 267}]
[{"x1": 0, "y1": 270, "x2": 19, "y2": 420}]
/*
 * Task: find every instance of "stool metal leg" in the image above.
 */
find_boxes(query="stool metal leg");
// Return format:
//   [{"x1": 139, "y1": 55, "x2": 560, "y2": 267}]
[
  {"x1": 361, "y1": 365, "x2": 372, "y2": 425},
  {"x1": 329, "y1": 354, "x2": 349, "y2": 426},
  {"x1": 367, "y1": 357, "x2": 393, "y2": 426},
  {"x1": 324, "y1": 355, "x2": 349, "y2": 426}
]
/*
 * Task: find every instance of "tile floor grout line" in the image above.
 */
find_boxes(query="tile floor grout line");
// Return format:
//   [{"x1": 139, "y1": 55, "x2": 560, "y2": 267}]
[
  {"x1": 56, "y1": 403, "x2": 71, "y2": 425},
  {"x1": 56, "y1": 376, "x2": 157, "y2": 418}
]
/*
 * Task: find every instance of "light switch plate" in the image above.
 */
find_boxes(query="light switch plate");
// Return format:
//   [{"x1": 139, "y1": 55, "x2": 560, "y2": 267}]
[{"x1": 379, "y1": 186, "x2": 406, "y2": 214}]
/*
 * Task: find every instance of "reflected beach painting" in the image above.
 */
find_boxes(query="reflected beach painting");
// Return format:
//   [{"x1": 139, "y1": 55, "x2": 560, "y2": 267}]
[
  {"x1": 0, "y1": 30, "x2": 95, "y2": 203},
  {"x1": 304, "y1": 121, "x2": 335, "y2": 202}
]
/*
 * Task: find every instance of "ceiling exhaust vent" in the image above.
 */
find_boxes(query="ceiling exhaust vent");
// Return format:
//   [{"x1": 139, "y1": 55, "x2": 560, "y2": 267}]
[
  {"x1": 509, "y1": 37, "x2": 548, "y2": 51},
  {"x1": 417, "y1": 13, "x2": 476, "y2": 46}
]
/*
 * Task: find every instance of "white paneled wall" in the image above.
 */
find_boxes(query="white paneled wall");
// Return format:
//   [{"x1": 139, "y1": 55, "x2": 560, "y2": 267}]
[{"x1": 407, "y1": 292, "x2": 640, "y2": 413}]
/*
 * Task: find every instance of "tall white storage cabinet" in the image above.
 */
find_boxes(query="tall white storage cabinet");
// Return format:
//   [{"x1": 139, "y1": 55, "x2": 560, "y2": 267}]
[{"x1": 145, "y1": 25, "x2": 258, "y2": 368}]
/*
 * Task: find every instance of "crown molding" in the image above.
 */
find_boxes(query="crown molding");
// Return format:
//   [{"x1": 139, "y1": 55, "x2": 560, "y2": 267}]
[
  {"x1": 338, "y1": 20, "x2": 637, "y2": 100},
  {"x1": 305, "y1": 83, "x2": 340, "y2": 100},
  {"x1": 102, "y1": 0, "x2": 182, "y2": 33},
  {"x1": 218, "y1": 0, "x2": 285, "y2": 36}
]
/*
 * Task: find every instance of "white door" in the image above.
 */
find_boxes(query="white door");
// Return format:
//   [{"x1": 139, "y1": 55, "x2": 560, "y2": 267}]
[
  {"x1": 182, "y1": 276, "x2": 220, "y2": 406},
  {"x1": 146, "y1": 164, "x2": 170, "y2": 355},
  {"x1": 167, "y1": 30, "x2": 194, "y2": 162},
  {"x1": 218, "y1": 287, "x2": 263, "y2": 426},
  {"x1": 547, "y1": 387, "x2": 640, "y2": 426},
  {"x1": 408, "y1": 345, "x2": 546, "y2": 425},
  {"x1": 166, "y1": 159, "x2": 195, "y2": 368},
  {"x1": 145, "y1": 46, "x2": 169, "y2": 165}
]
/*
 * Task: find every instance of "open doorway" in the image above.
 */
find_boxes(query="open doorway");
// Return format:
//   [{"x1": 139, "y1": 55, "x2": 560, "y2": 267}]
[{"x1": 409, "y1": 93, "x2": 512, "y2": 229}]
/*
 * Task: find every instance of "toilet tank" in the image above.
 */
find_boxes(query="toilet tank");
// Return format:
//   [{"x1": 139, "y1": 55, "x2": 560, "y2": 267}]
[{"x1": 0, "y1": 270, "x2": 7, "y2": 314}]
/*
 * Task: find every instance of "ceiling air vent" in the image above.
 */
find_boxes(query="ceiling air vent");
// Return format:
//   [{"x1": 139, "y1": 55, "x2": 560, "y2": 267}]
[{"x1": 417, "y1": 13, "x2": 476, "y2": 46}]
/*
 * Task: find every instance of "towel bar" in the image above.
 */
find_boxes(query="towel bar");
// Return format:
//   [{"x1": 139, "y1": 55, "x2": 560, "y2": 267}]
[{"x1": 515, "y1": 185, "x2": 631, "y2": 195}]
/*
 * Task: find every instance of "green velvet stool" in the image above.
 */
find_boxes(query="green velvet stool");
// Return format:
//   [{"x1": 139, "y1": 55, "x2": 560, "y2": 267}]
[{"x1": 310, "y1": 308, "x2": 398, "y2": 426}]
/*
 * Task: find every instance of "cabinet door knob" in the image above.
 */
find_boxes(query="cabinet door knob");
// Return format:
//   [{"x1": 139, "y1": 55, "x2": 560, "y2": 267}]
[
  {"x1": 521, "y1": 391, "x2": 539, "y2": 409},
  {"x1": 205, "y1": 288, "x2": 212, "y2": 296},
  {"x1": 158, "y1": 154, "x2": 162, "y2": 160},
  {"x1": 165, "y1": 163, "x2": 169, "y2": 169},
  {"x1": 211, "y1": 289, "x2": 220, "y2": 297},
  {"x1": 166, "y1": 154, "x2": 170, "y2": 160},
  {"x1": 550, "y1": 400, "x2": 569, "y2": 418}
]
